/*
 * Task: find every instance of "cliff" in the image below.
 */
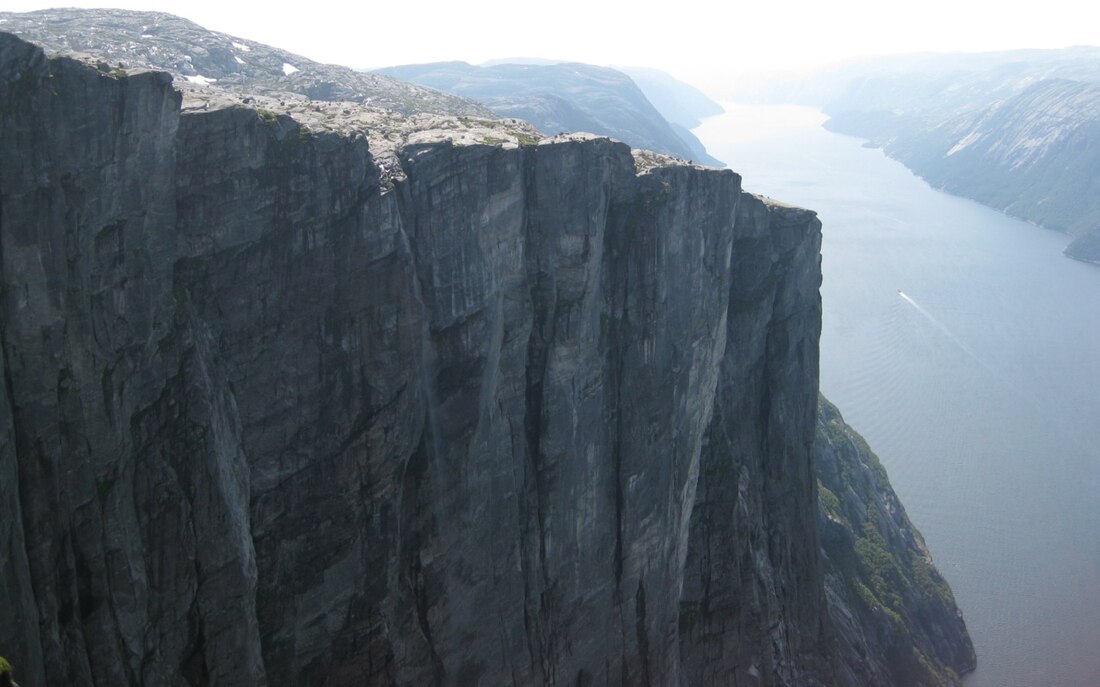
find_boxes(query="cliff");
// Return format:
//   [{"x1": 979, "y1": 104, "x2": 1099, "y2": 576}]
[{"x1": 0, "y1": 31, "x2": 969, "y2": 685}]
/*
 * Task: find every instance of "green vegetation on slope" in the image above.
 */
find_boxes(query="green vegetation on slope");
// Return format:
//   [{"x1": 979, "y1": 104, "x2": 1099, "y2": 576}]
[{"x1": 815, "y1": 396, "x2": 975, "y2": 686}]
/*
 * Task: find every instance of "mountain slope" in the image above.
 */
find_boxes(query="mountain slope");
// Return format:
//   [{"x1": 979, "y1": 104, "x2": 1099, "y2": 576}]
[
  {"x1": 817, "y1": 398, "x2": 975, "y2": 686},
  {"x1": 616, "y1": 65, "x2": 724, "y2": 129},
  {"x1": 845, "y1": 79, "x2": 1100, "y2": 262},
  {"x1": 616, "y1": 66, "x2": 725, "y2": 166},
  {"x1": 0, "y1": 8, "x2": 491, "y2": 116},
  {"x1": 375, "y1": 60, "x2": 724, "y2": 165},
  {"x1": 758, "y1": 47, "x2": 1100, "y2": 263},
  {"x1": 762, "y1": 47, "x2": 1100, "y2": 120}
]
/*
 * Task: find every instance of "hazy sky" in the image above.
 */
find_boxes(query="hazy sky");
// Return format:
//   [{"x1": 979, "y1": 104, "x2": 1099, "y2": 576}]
[{"x1": 5, "y1": 0, "x2": 1099, "y2": 93}]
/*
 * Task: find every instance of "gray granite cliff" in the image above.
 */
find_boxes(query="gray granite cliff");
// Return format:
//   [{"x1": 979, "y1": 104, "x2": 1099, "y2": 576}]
[{"x1": 0, "y1": 32, "x2": 969, "y2": 686}]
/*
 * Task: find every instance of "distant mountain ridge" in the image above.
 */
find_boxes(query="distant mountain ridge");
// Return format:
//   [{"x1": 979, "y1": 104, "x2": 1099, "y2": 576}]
[
  {"x1": 755, "y1": 47, "x2": 1100, "y2": 263},
  {"x1": 615, "y1": 65, "x2": 724, "y2": 129},
  {"x1": 374, "y1": 60, "x2": 725, "y2": 166},
  {"x1": 863, "y1": 79, "x2": 1100, "y2": 243},
  {"x1": 617, "y1": 65, "x2": 725, "y2": 166},
  {"x1": 759, "y1": 47, "x2": 1100, "y2": 118}
]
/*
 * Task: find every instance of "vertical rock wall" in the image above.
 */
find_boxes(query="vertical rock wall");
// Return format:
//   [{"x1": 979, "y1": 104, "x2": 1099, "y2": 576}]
[{"x1": 1, "y1": 33, "x2": 967, "y2": 687}]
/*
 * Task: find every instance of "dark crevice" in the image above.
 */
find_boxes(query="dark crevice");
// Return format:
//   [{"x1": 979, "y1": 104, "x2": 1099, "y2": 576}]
[
  {"x1": 411, "y1": 547, "x2": 444, "y2": 685},
  {"x1": 399, "y1": 433, "x2": 445, "y2": 686},
  {"x1": 180, "y1": 600, "x2": 209, "y2": 687},
  {"x1": 523, "y1": 274, "x2": 555, "y2": 585},
  {"x1": 605, "y1": 188, "x2": 637, "y2": 685},
  {"x1": 611, "y1": 363, "x2": 625, "y2": 589},
  {"x1": 610, "y1": 262, "x2": 630, "y2": 592},
  {"x1": 635, "y1": 577, "x2": 651, "y2": 687}
]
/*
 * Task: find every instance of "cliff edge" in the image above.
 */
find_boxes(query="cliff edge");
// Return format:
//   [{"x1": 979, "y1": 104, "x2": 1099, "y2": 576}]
[{"x1": 0, "y1": 32, "x2": 969, "y2": 686}]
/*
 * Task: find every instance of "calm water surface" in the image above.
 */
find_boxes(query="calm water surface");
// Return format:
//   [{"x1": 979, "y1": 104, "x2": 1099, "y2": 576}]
[{"x1": 696, "y1": 104, "x2": 1100, "y2": 687}]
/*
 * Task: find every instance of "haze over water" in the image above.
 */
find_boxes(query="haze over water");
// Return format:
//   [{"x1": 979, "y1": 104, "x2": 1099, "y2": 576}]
[{"x1": 696, "y1": 104, "x2": 1100, "y2": 687}]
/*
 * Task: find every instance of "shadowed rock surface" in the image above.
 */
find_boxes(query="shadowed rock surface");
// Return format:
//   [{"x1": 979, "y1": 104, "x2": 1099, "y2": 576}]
[{"x1": 1, "y1": 30, "x2": 970, "y2": 686}]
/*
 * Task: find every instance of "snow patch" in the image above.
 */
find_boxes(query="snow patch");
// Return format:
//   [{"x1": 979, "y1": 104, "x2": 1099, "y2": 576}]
[
  {"x1": 947, "y1": 131, "x2": 982, "y2": 156},
  {"x1": 232, "y1": 42, "x2": 251, "y2": 52},
  {"x1": 235, "y1": 56, "x2": 246, "y2": 65},
  {"x1": 184, "y1": 75, "x2": 217, "y2": 86},
  {"x1": 282, "y1": 63, "x2": 299, "y2": 76}
]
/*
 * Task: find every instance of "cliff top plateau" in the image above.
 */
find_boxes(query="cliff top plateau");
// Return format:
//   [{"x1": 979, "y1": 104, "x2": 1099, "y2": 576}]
[{"x1": 0, "y1": 8, "x2": 710, "y2": 180}]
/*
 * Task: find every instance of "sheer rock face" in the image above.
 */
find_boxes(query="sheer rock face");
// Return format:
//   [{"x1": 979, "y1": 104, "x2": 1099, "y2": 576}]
[{"x1": 0, "y1": 33, "x2": 968, "y2": 686}]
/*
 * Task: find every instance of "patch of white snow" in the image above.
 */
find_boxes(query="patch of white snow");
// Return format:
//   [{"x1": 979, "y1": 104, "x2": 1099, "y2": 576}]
[
  {"x1": 235, "y1": 56, "x2": 246, "y2": 65},
  {"x1": 282, "y1": 63, "x2": 299, "y2": 76},
  {"x1": 232, "y1": 42, "x2": 251, "y2": 52},
  {"x1": 184, "y1": 75, "x2": 217, "y2": 86},
  {"x1": 947, "y1": 131, "x2": 982, "y2": 156}
]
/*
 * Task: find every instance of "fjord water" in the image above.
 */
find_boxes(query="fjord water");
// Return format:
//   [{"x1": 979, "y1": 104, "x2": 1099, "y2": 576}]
[{"x1": 695, "y1": 105, "x2": 1100, "y2": 687}]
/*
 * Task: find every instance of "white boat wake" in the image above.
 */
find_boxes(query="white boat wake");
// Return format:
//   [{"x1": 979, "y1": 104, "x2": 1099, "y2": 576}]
[{"x1": 897, "y1": 290, "x2": 989, "y2": 371}]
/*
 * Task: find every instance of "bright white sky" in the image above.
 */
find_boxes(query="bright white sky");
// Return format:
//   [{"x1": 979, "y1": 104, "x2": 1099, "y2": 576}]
[{"x1": 5, "y1": 0, "x2": 1099, "y2": 94}]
